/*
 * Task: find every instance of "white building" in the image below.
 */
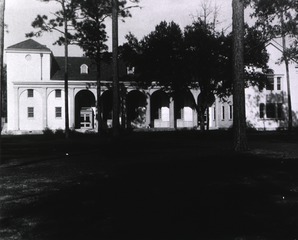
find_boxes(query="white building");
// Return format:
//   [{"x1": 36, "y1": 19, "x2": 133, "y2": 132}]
[
  {"x1": 4, "y1": 39, "x2": 298, "y2": 134},
  {"x1": 245, "y1": 41, "x2": 298, "y2": 130}
]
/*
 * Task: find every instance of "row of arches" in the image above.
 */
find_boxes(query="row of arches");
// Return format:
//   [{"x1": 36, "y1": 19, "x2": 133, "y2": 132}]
[{"x1": 75, "y1": 89, "x2": 198, "y2": 129}]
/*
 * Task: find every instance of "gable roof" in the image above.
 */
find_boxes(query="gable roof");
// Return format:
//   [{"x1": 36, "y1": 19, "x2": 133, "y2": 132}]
[
  {"x1": 6, "y1": 39, "x2": 130, "y2": 81},
  {"x1": 6, "y1": 39, "x2": 51, "y2": 52},
  {"x1": 266, "y1": 40, "x2": 298, "y2": 64}
]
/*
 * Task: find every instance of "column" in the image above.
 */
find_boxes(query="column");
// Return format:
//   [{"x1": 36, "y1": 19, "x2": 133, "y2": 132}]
[
  {"x1": 145, "y1": 93, "x2": 151, "y2": 127},
  {"x1": 15, "y1": 87, "x2": 19, "y2": 130},
  {"x1": 69, "y1": 88, "x2": 75, "y2": 129},
  {"x1": 193, "y1": 108, "x2": 198, "y2": 128},
  {"x1": 42, "y1": 88, "x2": 48, "y2": 129},
  {"x1": 169, "y1": 97, "x2": 175, "y2": 128}
]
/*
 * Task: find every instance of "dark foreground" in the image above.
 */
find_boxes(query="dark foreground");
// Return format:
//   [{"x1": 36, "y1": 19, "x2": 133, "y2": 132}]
[{"x1": 1, "y1": 130, "x2": 298, "y2": 240}]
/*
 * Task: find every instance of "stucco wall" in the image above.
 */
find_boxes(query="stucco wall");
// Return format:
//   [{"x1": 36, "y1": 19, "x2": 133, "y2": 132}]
[
  {"x1": 47, "y1": 89, "x2": 65, "y2": 130},
  {"x1": 19, "y1": 89, "x2": 43, "y2": 130}
]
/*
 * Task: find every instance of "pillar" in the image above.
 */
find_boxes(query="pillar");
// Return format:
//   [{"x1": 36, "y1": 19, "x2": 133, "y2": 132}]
[
  {"x1": 169, "y1": 97, "x2": 175, "y2": 128},
  {"x1": 69, "y1": 88, "x2": 75, "y2": 129},
  {"x1": 145, "y1": 93, "x2": 151, "y2": 127},
  {"x1": 42, "y1": 87, "x2": 48, "y2": 129}
]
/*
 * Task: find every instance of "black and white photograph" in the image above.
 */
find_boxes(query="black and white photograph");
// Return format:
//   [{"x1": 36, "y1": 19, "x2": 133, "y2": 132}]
[{"x1": 1, "y1": 0, "x2": 298, "y2": 239}]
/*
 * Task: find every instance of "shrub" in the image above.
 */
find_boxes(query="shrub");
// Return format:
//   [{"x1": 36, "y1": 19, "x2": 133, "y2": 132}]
[
  {"x1": 43, "y1": 127, "x2": 54, "y2": 135},
  {"x1": 55, "y1": 129, "x2": 65, "y2": 137}
]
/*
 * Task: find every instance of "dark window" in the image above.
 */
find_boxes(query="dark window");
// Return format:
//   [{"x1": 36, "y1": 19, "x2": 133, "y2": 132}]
[
  {"x1": 28, "y1": 89, "x2": 34, "y2": 98},
  {"x1": 266, "y1": 75, "x2": 274, "y2": 90},
  {"x1": 55, "y1": 107, "x2": 62, "y2": 118},
  {"x1": 158, "y1": 108, "x2": 161, "y2": 119},
  {"x1": 277, "y1": 77, "x2": 281, "y2": 90},
  {"x1": 259, "y1": 103, "x2": 265, "y2": 118},
  {"x1": 266, "y1": 103, "x2": 276, "y2": 118},
  {"x1": 55, "y1": 89, "x2": 61, "y2": 98},
  {"x1": 229, "y1": 105, "x2": 233, "y2": 120},
  {"x1": 221, "y1": 106, "x2": 225, "y2": 120},
  {"x1": 277, "y1": 103, "x2": 283, "y2": 119},
  {"x1": 28, "y1": 107, "x2": 34, "y2": 118},
  {"x1": 80, "y1": 114, "x2": 84, "y2": 123}
]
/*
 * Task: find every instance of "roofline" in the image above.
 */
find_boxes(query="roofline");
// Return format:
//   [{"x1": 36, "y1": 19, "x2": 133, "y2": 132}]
[
  {"x1": 266, "y1": 40, "x2": 298, "y2": 64},
  {"x1": 6, "y1": 48, "x2": 52, "y2": 54}
]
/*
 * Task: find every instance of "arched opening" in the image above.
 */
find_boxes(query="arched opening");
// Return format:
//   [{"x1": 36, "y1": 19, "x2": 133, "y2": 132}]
[
  {"x1": 175, "y1": 91, "x2": 195, "y2": 128},
  {"x1": 75, "y1": 90, "x2": 95, "y2": 129},
  {"x1": 126, "y1": 90, "x2": 147, "y2": 128},
  {"x1": 100, "y1": 90, "x2": 113, "y2": 128},
  {"x1": 150, "y1": 90, "x2": 170, "y2": 128},
  {"x1": 197, "y1": 92, "x2": 215, "y2": 130}
]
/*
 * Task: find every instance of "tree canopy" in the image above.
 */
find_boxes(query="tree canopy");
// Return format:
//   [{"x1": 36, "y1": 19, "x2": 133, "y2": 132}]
[
  {"x1": 249, "y1": 0, "x2": 298, "y2": 131},
  {"x1": 250, "y1": 0, "x2": 298, "y2": 39},
  {"x1": 120, "y1": 19, "x2": 269, "y2": 129}
]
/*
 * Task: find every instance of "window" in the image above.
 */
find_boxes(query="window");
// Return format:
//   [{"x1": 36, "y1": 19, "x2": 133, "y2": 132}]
[
  {"x1": 28, "y1": 107, "x2": 34, "y2": 118},
  {"x1": 259, "y1": 103, "x2": 265, "y2": 118},
  {"x1": 55, "y1": 107, "x2": 62, "y2": 118},
  {"x1": 127, "y1": 66, "x2": 135, "y2": 75},
  {"x1": 229, "y1": 105, "x2": 233, "y2": 120},
  {"x1": 277, "y1": 103, "x2": 283, "y2": 119},
  {"x1": 221, "y1": 106, "x2": 225, "y2": 120},
  {"x1": 80, "y1": 64, "x2": 88, "y2": 74},
  {"x1": 158, "y1": 108, "x2": 161, "y2": 119},
  {"x1": 266, "y1": 75, "x2": 274, "y2": 90},
  {"x1": 25, "y1": 54, "x2": 32, "y2": 61},
  {"x1": 55, "y1": 89, "x2": 61, "y2": 98},
  {"x1": 277, "y1": 77, "x2": 281, "y2": 90},
  {"x1": 266, "y1": 103, "x2": 276, "y2": 118},
  {"x1": 213, "y1": 107, "x2": 216, "y2": 121},
  {"x1": 260, "y1": 103, "x2": 283, "y2": 119},
  {"x1": 28, "y1": 89, "x2": 34, "y2": 98}
]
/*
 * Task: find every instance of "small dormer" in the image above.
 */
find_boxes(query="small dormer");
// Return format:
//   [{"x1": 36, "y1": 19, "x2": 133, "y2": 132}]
[
  {"x1": 80, "y1": 64, "x2": 89, "y2": 74},
  {"x1": 127, "y1": 66, "x2": 135, "y2": 75}
]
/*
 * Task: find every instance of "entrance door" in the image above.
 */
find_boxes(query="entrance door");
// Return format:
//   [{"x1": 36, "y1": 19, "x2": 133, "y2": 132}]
[
  {"x1": 80, "y1": 107, "x2": 94, "y2": 129},
  {"x1": 75, "y1": 90, "x2": 96, "y2": 129}
]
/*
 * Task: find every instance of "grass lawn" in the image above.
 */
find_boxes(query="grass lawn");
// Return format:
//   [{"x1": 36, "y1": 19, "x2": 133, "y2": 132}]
[{"x1": 0, "y1": 130, "x2": 298, "y2": 240}]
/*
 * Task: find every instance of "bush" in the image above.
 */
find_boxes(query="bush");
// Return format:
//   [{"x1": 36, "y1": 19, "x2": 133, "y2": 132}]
[
  {"x1": 55, "y1": 129, "x2": 65, "y2": 137},
  {"x1": 43, "y1": 127, "x2": 54, "y2": 135}
]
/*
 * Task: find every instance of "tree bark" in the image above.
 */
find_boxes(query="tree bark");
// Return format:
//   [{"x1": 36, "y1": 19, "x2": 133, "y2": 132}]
[
  {"x1": 281, "y1": 11, "x2": 292, "y2": 132},
  {"x1": 62, "y1": 0, "x2": 69, "y2": 139},
  {"x1": 112, "y1": 0, "x2": 120, "y2": 137},
  {"x1": 232, "y1": 0, "x2": 248, "y2": 152},
  {"x1": 96, "y1": 61, "x2": 103, "y2": 135},
  {"x1": 0, "y1": 0, "x2": 4, "y2": 137},
  {"x1": 0, "y1": 0, "x2": 4, "y2": 165}
]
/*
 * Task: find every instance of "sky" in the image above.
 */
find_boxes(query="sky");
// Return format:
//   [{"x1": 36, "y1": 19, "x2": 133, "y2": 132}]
[{"x1": 5, "y1": 0, "x2": 234, "y2": 57}]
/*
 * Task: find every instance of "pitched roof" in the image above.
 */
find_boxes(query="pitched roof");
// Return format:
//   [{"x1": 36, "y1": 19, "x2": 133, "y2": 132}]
[
  {"x1": 51, "y1": 56, "x2": 128, "y2": 81},
  {"x1": 7, "y1": 39, "x2": 51, "y2": 52},
  {"x1": 266, "y1": 40, "x2": 298, "y2": 64}
]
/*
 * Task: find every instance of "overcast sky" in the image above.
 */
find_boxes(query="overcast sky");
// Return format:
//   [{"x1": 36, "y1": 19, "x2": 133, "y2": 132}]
[{"x1": 5, "y1": 0, "x2": 234, "y2": 57}]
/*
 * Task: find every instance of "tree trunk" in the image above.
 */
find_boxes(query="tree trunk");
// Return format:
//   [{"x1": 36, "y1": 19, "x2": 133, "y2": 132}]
[
  {"x1": 0, "y1": 0, "x2": 4, "y2": 137},
  {"x1": 112, "y1": 0, "x2": 120, "y2": 137},
  {"x1": 96, "y1": 61, "x2": 103, "y2": 135},
  {"x1": 206, "y1": 107, "x2": 209, "y2": 131},
  {"x1": 120, "y1": 84, "x2": 127, "y2": 129},
  {"x1": 232, "y1": 0, "x2": 248, "y2": 152},
  {"x1": 281, "y1": 11, "x2": 292, "y2": 132},
  {"x1": 0, "y1": 0, "x2": 4, "y2": 164},
  {"x1": 62, "y1": 1, "x2": 69, "y2": 139},
  {"x1": 199, "y1": 108, "x2": 205, "y2": 131}
]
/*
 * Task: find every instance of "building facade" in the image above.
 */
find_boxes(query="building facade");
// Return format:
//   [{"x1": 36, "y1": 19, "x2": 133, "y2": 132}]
[{"x1": 4, "y1": 39, "x2": 298, "y2": 134}]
